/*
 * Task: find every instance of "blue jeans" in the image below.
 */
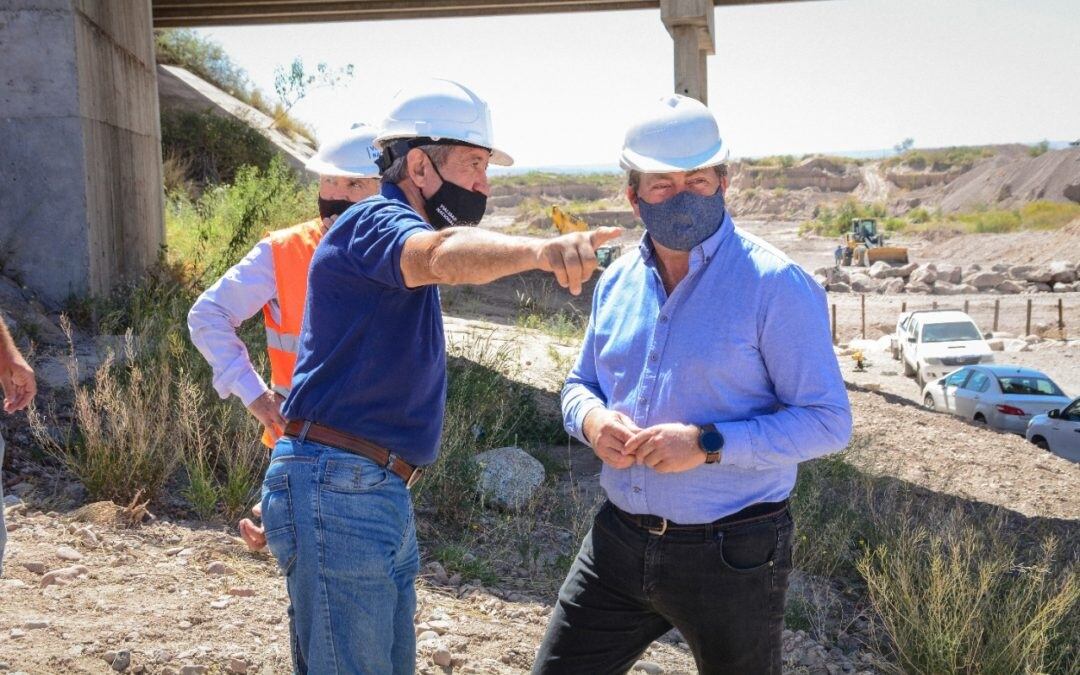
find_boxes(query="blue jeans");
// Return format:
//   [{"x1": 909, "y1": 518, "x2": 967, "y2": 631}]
[{"x1": 261, "y1": 437, "x2": 419, "y2": 674}]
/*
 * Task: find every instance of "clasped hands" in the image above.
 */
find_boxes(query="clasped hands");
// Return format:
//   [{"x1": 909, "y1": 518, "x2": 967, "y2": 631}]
[{"x1": 582, "y1": 408, "x2": 705, "y2": 474}]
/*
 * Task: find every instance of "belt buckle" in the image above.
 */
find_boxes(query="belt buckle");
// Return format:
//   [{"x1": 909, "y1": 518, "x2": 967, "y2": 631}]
[
  {"x1": 406, "y1": 468, "x2": 422, "y2": 490},
  {"x1": 647, "y1": 518, "x2": 668, "y2": 536}
]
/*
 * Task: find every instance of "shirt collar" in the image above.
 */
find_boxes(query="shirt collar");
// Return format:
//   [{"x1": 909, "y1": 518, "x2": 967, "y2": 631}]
[
  {"x1": 636, "y1": 209, "x2": 735, "y2": 268},
  {"x1": 380, "y1": 181, "x2": 410, "y2": 205}
]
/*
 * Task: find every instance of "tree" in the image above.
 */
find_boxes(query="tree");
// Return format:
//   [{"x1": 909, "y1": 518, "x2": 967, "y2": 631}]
[
  {"x1": 893, "y1": 137, "x2": 915, "y2": 154},
  {"x1": 271, "y1": 58, "x2": 354, "y2": 129}
]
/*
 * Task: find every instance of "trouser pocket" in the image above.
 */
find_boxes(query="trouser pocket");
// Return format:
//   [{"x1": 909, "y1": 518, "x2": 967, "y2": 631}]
[{"x1": 261, "y1": 472, "x2": 297, "y2": 576}]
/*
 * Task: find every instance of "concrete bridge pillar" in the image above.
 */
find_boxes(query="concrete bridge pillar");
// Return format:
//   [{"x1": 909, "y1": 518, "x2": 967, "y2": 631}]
[
  {"x1": 661, "y1": 0, "x2": 716, "y2": 104},
  {"x1": 0, "y1": 0, "x2": 163, "y2": 304}
]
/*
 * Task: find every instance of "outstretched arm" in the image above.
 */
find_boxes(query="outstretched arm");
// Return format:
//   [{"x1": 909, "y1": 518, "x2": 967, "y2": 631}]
[{"x1": 0, "y1": 318, "x2": 36, "y2": 413}]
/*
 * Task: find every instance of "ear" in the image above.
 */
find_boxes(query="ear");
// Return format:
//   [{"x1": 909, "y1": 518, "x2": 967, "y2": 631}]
[
  {"x1": 626, "y1": 186, "x2": 641, "y2": 218},
  {"x1": 406, "y1": 148, "x2": 435, "y2": 192},
  {"x1": 720, "y1": 174, "x2": 730, "y2": 195}
]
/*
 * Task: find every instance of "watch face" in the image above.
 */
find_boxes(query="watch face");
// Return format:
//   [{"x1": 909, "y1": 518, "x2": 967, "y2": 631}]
[{"x1": 700, "y1": 429, "x2": 724, "y2": 453}]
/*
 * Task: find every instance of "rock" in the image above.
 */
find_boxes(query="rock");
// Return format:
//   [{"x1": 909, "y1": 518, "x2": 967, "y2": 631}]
[
  {"x1": 991, "y1": 263, "x2": 1009, "y2": 273},
  {"x1": 111, "y1": 650, "x2": 131, "y2": 672},
  {"x1": 9, "y1": 628, "x2": 27, "y2": 639},
  {"x1": 432, "y1": 648, "x2": 453, "y2": 668},
  {"x1": 987, "y1": 339, "x2": 1004, "y2": 352},
  {"x1": 995, "y1": 280, "x2": 1024, "y2": 294},
  {"x1": 210, "y1": 598, "x2": 231, "y2": 610},
  {"x1": 473, "y1": 446, "x2": 545, "y2": 511},
  {"x1": 40, "y1": 564, "x2": 89, "y2": 587},
  {"x1": 1023, "y1": 267, "x2": 1055, "y2": 283},
  {"x1": 867, "y1": 261, "x2": 904, "y2": 279},
  {"x1": 937, "y1": 264, "x2": 962, "y2": 284},
  {"x1": 827, "y1": 282, "x2": 851, "y2": 293},
  {"x1": 427, "y1": 620, "x2": 451, "y2": 635},
  {"x1": 23, "y1": 619, "x2": 50, "y2": 630},
  {"x1": 909, "y1": 265, "x2": 937, "y2": 286},
  {"x1": 880, "y1": 278, "x2": 905, "y2": 294},
  {"x1": 227, "y1": 587, "x2": 256, "y2": 597},
  {"x1": 417, "y1": 630, "x2": 439, "y2": 642},
  {"x1": 895, "y1": 261, "x2": 919, "y2": 278},
  {"x1": 632, "y1": 661, "x2": 664, "y2": 675},
  {"x1": 56, "y1": 546, "x2": 83, "y2": 561},
  {"x1": 180, "y1": 667, "x2": 208, "y2": 675},
  {"x1": 1027, "y1": 282, "x2": 1053, "y2": 293},
  {"x1": 205, "y1": 561, "x2": 235, "y2": 576},
  {"x1": 1052, "y1": 282, "x2": 1072, "y2": 293},
  {"x1": 830, "y1": 267, "x2": 851, "y2": 284},
  {"x1": 905, "y1": 281, "x2": 932, "y2": 294},
  {"x1": 423, "y1": 561, "x2": 450, "y2": 585},
  {"x1": 1048, "y1": 260, "x2": 1077, "y2": 283},
  {"x1": 931, "y1": 281, "x2": 966, "y2": 295},
  {"x1": 848, "y1": 275, "x2": 879, "y2": 293},
  {"x1": 21, "y1": 561, "x2": 46, "y2": 574},
  {"x1": 965, "y1": 271, "x2": 1005, "y2": 289},
  {"x1": 226, "y1": 658, "x2": 248, "y2": 674},
  {"x1": 3, "y1": 494, "x2": 22, "y2": 508}
]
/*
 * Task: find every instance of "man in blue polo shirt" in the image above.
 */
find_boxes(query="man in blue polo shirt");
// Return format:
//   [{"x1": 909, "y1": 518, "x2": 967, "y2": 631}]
[
  {"x1": 260, "y1": 79, "x2": 621, "y2": 674},
  {"x1": 532, "y1": 95, "x2": 852, "y2": 674}
]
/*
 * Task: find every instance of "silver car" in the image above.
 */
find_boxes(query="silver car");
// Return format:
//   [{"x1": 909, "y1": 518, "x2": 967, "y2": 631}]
[
  {"x1": 922, "y1": 365, "x2": 1072, "y2": 435},
  {"x1": 1026, "y1": 397, "x2": 1080, "y2": 463}
]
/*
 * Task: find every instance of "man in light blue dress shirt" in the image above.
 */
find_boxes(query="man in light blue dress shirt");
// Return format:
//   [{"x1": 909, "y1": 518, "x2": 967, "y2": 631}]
[{"x1": 533, "y1": 96, "x2": 852, "y2": 675}]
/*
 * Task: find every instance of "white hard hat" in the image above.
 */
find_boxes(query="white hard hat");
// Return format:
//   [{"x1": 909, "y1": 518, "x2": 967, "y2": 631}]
[
  {"x1": 619, "y1": 95, "x2": 727, "y2": 173},
  {"x1": 375, "y1": 78, "x2": 513, "y2": 166},
  {"x1": 305, "y1": 123, "x2": 382, "y2": 178}
]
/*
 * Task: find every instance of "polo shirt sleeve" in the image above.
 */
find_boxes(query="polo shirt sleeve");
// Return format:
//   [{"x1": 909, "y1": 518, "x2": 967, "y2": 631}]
[{"x1": 347, "y1": 202, "x2": 432, "y2": 290}]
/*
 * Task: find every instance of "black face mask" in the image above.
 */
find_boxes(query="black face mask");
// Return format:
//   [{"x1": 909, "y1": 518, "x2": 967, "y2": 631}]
[
  {"x1": 318, "y1": 197, "x2": 358, "y2": 220},
  {"x1": 421, "y1": 154, "x2": 487, "y2": 229}
]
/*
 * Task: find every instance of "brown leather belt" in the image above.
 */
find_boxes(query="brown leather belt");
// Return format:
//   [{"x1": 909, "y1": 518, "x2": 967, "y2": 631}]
[
  {"x1": 612, "y1": 500, "x2": 788, "y2": 536},
  {"x1": 283, "y1": 420, "x2": 423, "y2": 489}
]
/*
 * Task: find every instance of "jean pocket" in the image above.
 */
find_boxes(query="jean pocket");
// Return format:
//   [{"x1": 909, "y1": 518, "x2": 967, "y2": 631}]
[
  {"x1": 261, "y1": 473, "x2": 297, "y2": 576},
  {"x1": 319, "y1": 456, "x2": 390, "y2": 494},
  {"x1": 715, "y1": 519, "x2": 781, "y2": 573}
]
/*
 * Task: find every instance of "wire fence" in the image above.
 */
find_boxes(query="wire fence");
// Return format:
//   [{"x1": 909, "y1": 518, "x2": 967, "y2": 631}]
[{"x1": 832, "y1": 295, "x2": 1073, "y2": 344}]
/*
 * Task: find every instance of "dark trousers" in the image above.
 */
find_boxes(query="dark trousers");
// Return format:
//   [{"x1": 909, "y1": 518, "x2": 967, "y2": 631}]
[{"x1": 533, "y1": 501, "x2": 794, "y2": 675}]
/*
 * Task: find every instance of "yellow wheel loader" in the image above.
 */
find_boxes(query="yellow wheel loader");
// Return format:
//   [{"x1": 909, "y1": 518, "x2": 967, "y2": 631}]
[
  {"x1": 551, "y1": 206, "x2": 622, "y2": 268},
  {"x1": 840, "y1": 218, "x2": 908, "y2": 266}
]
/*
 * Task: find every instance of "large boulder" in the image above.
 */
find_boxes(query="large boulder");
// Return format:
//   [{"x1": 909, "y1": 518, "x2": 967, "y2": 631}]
[
  {"x1": 933, "y1": 281, "x2": 976, "y2": 296},
  {"x1": 849, "y1": 275, "x2": 880, "y2": 293},
  {"x1": 880, "y1": 278, "x2": 906, "y2": 294},
  {"x1": 995, "y1": 280, "x2": 1024, "y2": 294},
  {"x1": 1048, "y1": 261, "x2": 1077, "y2": 284},
  {"x1": 473, "y1": 446, "x2": 545, "y2": 512},
  {"x1": 830, "y1": 267, "x2": 851, "y2": 285},
  {"x1": 906, "y1": 281, "x2": 933, "y2": 294},
  {"x1": 896, "y1": 262, "x2": 919, "y2": 278},
  {"x1": 1026, "y1": 282, "x2": 1053, "y2": 293},
  {"x1": 991, "y1": 263, "x2": 1010, "y2": 273},
  {"x1": 868, "y1": 261, "x2": 906, "y2": 279},
  {"x1": 1052, "y1": 282, "x2": 1073, "y2": 293},
  {"x1": 1020, "y1": 266, "x2": 1055, "y2": 283},
  {"x1": 965, "y1": 271, "x2": 1006, "y2": 290},
  {"x1": 827, "y1": 282, "x2": 851, "y2": 293},
  {"x1": 936, "y1": 264, "x2": 963, "y2": 284},
  {"x1": 909, "y1": 265, "x2": 937, "y2": 286}
]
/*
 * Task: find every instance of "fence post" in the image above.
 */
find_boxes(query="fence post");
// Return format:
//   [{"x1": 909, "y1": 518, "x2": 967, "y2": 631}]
[
  {"x1": 1026, "y1": 298, "x2": 1033, "y2": 337},
  {"x1": 1059, "y1": 297, "x2": 1065, "y2": 339},
  {"x1": 831, "y1": 304, "x2": 837, "y2": 345},
  {"x1": 901, "y1": 300, "x2": 907, "y2": 314},
  {"x1": 993, "y1": 299, "x2": 1000, "y2": 332},
  {"x1": 932, "y1": 301, "x2": 938, "y2": 310},
  {"x1": 861, "y1": 294, "x2": 866, "y2": 340},
  {"x1": 964, "y1": 299, "x2": 969, "y2": 314}
]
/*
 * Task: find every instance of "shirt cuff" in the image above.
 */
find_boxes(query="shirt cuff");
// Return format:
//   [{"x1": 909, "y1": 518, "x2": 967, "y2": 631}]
[
  {"x1": 715, "y1": 420, "x2": 755, "y2": 469},
  {"x1": 568, "y1": 401, "x2": 605, "y2": 445},
  {"x1": 232, "y1": 370, "x2": 270, "y2": 407}
]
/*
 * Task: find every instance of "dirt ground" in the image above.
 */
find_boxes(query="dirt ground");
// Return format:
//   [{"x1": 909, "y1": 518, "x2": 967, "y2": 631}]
[{"x1": 3, "y1": 218, "x2": 1079, "y2": 674}]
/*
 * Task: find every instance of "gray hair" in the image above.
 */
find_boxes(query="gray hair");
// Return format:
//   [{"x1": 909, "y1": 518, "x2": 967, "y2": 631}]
[
  {"x1": 381, "y1": 143, "x2": 456, "y2": 184},
  {"x1": 627, "y1": 164, "x2": 728, "y2": 192}
]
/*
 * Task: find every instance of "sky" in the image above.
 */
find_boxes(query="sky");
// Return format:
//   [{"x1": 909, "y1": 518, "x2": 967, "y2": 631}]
[{"x1": 197, "y1": 0, "x2": 1079, "y2": 169}]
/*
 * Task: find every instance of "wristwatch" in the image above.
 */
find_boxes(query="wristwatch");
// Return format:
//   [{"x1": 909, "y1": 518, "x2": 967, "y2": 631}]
[{"x1": 698, "y1": 424, "x2": 723, "y2": 464}]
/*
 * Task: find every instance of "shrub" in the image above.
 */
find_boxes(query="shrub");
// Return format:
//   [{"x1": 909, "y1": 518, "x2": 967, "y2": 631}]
[
  {"x1": 1018, "y1": 200, "x2": 1080, "y2": 230},
  {"x1": 161, "y1": 110, "x2": 278, "y2": 186},
  {"x1": 1029, "y1": 140, "x2": 1050, "y2": 158}
]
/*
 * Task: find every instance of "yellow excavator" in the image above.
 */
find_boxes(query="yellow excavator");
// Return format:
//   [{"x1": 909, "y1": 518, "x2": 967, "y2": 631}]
[
  {"x1": 840, "y1": 218, "x2": 908, "y2": 266},
  {"x1": 551, "y1": 206, "x2": 622, "y2": 268}
]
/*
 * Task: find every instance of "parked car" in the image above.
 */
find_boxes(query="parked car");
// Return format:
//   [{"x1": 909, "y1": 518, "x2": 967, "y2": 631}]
[
  {"x1": 896, "y1": 310, "x2": 994, "y2": 388},
  {"x1": 921, "y1": 365, "x2": 1072, "y2": 435},
  {"x1": 1027, "y1": 397, "x2": 1080, "y2": 463}
]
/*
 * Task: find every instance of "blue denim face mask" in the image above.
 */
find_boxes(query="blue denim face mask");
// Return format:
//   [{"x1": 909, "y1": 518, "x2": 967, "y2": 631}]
[{"x1": 637, "y1": 188, "x2": 726, "y2": 251}]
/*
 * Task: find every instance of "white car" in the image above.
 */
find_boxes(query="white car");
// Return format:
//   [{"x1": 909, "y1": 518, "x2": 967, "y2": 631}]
[
  {"x1": 1027, "y1": 397, "x2": 1080, "y2": 463},
  {"x1": 896, "y1": 310, "x2": 994, "y2": 388},
  {"x1": 922, "y1": 365, "x2": 1072, "y2": 435}
]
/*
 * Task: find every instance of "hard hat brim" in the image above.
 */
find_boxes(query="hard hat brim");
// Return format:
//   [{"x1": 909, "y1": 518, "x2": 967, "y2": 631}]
[
  {"x1": 619, "y1": 141, "x2": 727, "y2": 174},
  {"x1": 375, "y1": 133, "x2": 514, "y2": 167},
  {"x1": 304, "y1": 157, "x2": 381, "y2": 178}
]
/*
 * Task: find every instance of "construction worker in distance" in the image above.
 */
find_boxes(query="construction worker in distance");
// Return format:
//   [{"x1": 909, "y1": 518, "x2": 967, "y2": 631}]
[
  {"x1": 259, "y1": 78, "x2": 622, "y2": 673},
  {"x1": 187, "y1": 124, "x2": 382, "y2": 551}
]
